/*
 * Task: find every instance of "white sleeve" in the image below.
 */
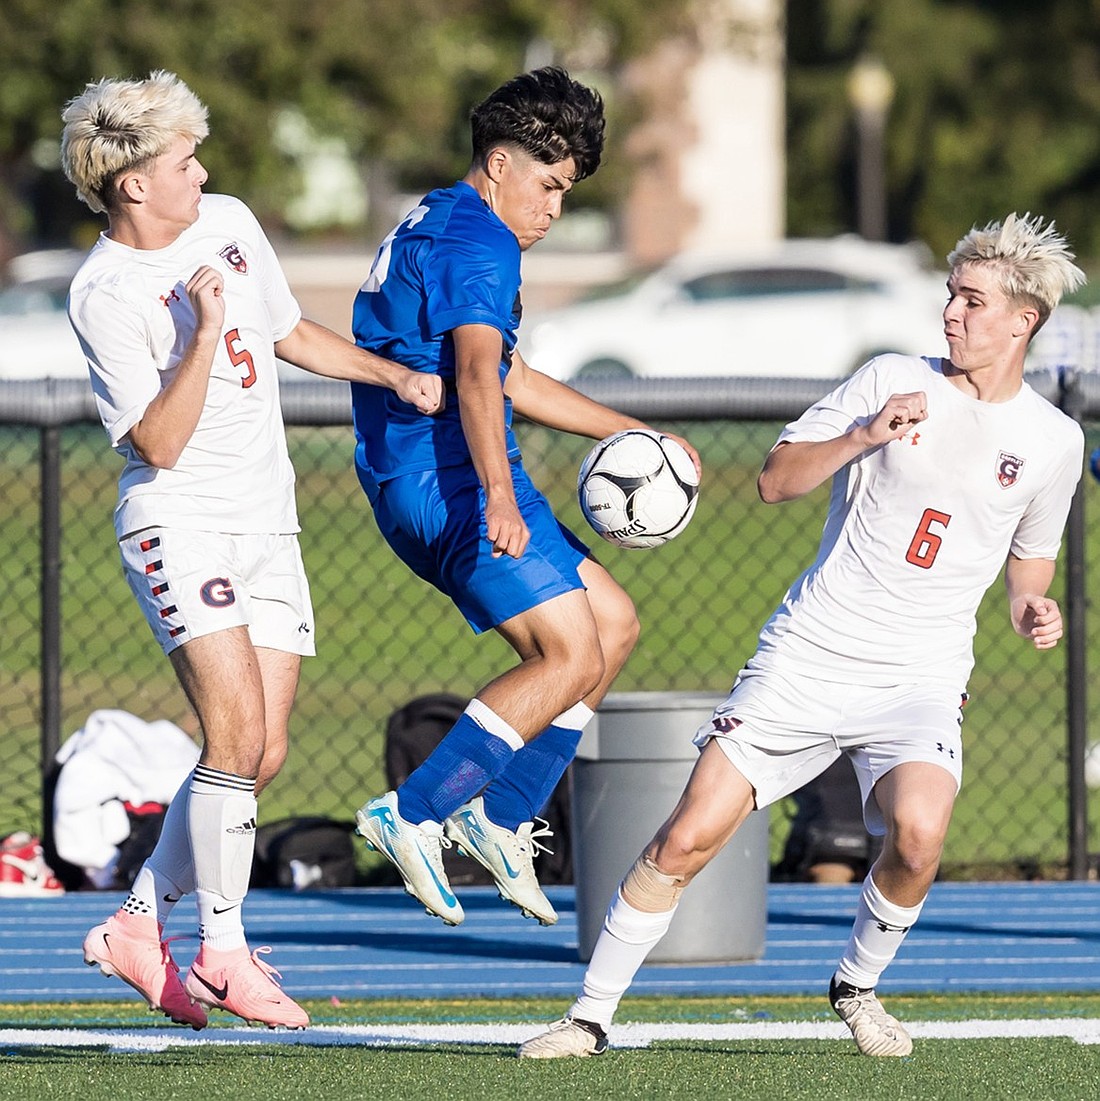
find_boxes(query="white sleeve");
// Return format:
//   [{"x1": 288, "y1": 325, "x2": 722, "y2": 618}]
[
  {"x1": 68, "y1": 284, "x2": 162, "y2": 447},
  {"x1": 1010, "y1": 426, "x2": 1084, "y2": 560},
  {"x1": 777, "y1": 357, "x2": 890, "y2": 445}
]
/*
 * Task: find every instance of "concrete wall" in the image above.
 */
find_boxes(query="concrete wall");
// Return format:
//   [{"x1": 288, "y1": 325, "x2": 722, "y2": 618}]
[{"x1": 623, "y1": 0, "x2": 785, "y2": 265}]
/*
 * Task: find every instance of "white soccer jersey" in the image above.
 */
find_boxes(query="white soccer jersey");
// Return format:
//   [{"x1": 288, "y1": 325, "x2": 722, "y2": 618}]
[
  {"x1": 749, "y1": 354, "x2": 1084, "y2": 690},
  {"x1": 68, "y1": 194, "x2": 303, "y2": 538}
]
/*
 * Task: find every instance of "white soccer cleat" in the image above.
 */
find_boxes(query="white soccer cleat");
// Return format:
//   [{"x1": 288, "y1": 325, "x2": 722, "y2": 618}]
[
  {"x1": 355, "y1": 791, "x2": 464, "y2": 926},
  {"x1": 518, "y1": 1016, "x2": 608, "y2": 1059},
  {"x1": 829, "y1": 977, "x2": 913, "y2": 1056},
  {"x1": 444, "y1": 796, "x2": 558, "y2": 926}
]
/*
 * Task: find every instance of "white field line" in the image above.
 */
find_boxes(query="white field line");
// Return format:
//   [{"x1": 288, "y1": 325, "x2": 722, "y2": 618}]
[{"x1": 3, "y1": 1018, "x2": 1100, "y2": 1053}]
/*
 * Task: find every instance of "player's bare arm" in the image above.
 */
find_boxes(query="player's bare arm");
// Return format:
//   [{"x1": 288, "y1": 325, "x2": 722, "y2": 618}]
[
  {"x1": 758, "y1": 391, "x2": 928, "y2": 503},
  {"x1": 506, "y1": 349, "x2": 702, "y2": 478},
  {"x1": 453, "y1": 322, "x2": 528, "y2": 559},
  {"x1": 274, "y1": 318, "x2": 444, "y2": 414},
  {"x1": 124, "y1": 264, "x2": 225, "y2": 469},
  {"x1": 1005, "y1": 553, "x2": 1062, "y2": 650}
]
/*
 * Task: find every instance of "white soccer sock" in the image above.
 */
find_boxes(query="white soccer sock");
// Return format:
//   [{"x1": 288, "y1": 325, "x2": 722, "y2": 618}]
[
  {"x1": 569, "y1": 889, "x2": 678, "y2": 1029},
  {"x1": 127, "y1": 771, "x2": 196, "y2": 927},
  {"x1": 188, "y1": 764, "x2": 257, "y2": 953},
  {"x1": 834, "y1": 872, "x2": 925, "y2": 989}
]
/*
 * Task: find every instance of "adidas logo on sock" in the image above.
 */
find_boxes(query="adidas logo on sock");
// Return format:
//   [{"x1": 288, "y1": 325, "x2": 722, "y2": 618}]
[{"x1": 226, "y1": 817, "x2": 257, "y2": 835}]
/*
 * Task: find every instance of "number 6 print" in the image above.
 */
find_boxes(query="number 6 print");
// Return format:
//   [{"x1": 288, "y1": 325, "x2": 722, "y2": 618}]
[{"x1": 905, "y1": 508, "x2": 951, "y2": 569}]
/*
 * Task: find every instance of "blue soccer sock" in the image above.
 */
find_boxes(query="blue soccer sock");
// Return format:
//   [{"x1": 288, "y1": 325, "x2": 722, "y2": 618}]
[
  {"x1": 482, "y1": 702, "x2": 594, "y2": 829},
  {"x1": 396, "y1": 700, "x2": 523, "y2": 825}
]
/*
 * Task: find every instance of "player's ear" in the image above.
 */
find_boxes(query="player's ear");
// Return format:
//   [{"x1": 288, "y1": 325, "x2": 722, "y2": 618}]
[
  {"x1": 484, "y1": 147, "x2": 510, "y2": 184},
  {"x1": 115, "y1": 169, "x2": 149, "y2": 205},
  {"x1": 1013, "y1": 306, "x2": 1040, "y2": 339}
]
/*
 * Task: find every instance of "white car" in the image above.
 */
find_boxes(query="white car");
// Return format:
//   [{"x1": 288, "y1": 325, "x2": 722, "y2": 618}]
[
  {"x1": 0, "y1": 249, "x2": 88, "y2": 380},
  {"x1": 520, "y1": 237, "x2": 951, "y2": 381}
]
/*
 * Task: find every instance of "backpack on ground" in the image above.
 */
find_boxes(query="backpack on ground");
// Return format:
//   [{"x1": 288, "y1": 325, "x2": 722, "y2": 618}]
[{"x1": 251, "y1": 816, "x2": 358, "y2": 890}]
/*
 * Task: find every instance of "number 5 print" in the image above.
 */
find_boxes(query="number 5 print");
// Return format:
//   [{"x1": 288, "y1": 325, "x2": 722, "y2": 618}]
[{"x1": 224, "y1": 328, "x2": 257, "y2": 388}]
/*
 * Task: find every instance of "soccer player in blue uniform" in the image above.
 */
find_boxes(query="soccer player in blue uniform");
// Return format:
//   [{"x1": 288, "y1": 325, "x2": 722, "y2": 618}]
[{"x1": 351, "y1": 67, "x2": 700, "y2": 927}]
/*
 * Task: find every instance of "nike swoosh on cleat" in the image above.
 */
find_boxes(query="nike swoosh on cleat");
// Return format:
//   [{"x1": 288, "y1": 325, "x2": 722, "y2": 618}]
[
  {"x1": 367, "y1": 813, "x2": 401, "y2": 864},
  {"x1": 365, "y1": 806, "x2": 458, "y2": 910},
  {"x1": 417, "y1": 851, "x2": 459, "y2": 907},
  {"x1": 456, "y1": 816, "x2": 520, "y2": 879},
  {"x1": 163, "y1": 894, "x2": 180, "y2": 903},
  {"x1": 191, "y1": 972, "x2": 229, "y2": 1001},
  {"x1": 494, "y1": 847, "x2": 522, "y2": 879}
]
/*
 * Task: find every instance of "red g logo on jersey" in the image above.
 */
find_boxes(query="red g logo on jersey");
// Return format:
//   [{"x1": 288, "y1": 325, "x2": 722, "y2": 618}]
[
  {"x1": 996, "y1": 451, "x2": 1024, "y2": 488},
  {"x1": 200, "y1": 577, "x2": 236, "y2": 607},
  {"x1": 218, "y1": 243, "x2": 248, "y2": 274}
]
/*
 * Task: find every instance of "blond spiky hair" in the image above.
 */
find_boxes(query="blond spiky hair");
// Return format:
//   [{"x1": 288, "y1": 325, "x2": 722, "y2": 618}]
[
  {"x1": 61, "y1": 70, "x2": 209, "y2": 214},
  {"x1": 947, "y1": 212, "x2": 1087, "y2": 329}
]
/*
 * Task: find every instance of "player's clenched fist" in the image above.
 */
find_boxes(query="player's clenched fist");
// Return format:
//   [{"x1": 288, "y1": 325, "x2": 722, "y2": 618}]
[
  {"x1": 865, "y1": 391, "x2": 928, "y2": 446},
  {"x1": 185, "y1": 265, "x2": 225, "y2": 332},
  {"x1": 1011, "y1": 594, "x2": 1064, "y2": 650},
  {"x1": 396, "y1": 371, "x2": 446, "y2": 416}
]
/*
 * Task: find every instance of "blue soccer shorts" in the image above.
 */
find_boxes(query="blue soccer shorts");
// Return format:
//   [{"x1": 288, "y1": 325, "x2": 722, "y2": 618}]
[{"x1": 367, "y1": 461, "x2": 590, "y2": 633}]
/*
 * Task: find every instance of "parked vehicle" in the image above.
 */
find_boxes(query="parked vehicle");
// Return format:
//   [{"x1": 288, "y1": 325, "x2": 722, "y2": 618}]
[
  {"x1": 0, "y1": 249, "x2": 87, "y2": 380},
  {"x1": 520, "y1": 237, "x2": 951, "y2": 381}
]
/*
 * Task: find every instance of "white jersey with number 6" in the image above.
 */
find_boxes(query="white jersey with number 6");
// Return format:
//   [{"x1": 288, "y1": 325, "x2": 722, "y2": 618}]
[
  {"x1": 749, "y1": 354, "x2": 1083, "y2": 691},
  {"x1": 68, "y1": 194, "x2": 303, "y2": 538}
]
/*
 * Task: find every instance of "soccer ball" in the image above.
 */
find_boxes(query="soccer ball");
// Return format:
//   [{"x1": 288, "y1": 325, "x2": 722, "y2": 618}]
[{"x1": 578, "y1": 429, "x2": 699, "y2": 549}]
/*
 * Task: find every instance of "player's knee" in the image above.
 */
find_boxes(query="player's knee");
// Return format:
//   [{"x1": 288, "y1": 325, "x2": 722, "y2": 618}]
[
  {"x1": 549, "y1": 633, "x2": 605, "y2": 699},
  {"x1": 593, "y1": 589, "x2": 640, "y2": 667},
  {"x1": 571, "y1": 647, "x2": 606, "y2": 700},
  {"x1": 255, "y1": 740, "x2": 288, "y2": 794},
  {"x1": 200, "y1": 725, "x2": 265, "y2": 780},
  {"x1": 887, "y1": 818, "x2": 947, "y2": 878},
  {"x1": 608, "y1": 601, "x2": 641, "y2": 666},
  {"x1": 649, "y1": 822, "x2": 718, "y2": 878}
]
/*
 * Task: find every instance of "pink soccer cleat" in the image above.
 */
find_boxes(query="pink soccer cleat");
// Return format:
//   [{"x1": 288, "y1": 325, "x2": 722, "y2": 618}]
[
  {"x1": 83, "y1": 912, "x2": 208, "y2": 1030},
  {"x1": 185, "y1": 944, "x2": 309, "y2": 1029}
]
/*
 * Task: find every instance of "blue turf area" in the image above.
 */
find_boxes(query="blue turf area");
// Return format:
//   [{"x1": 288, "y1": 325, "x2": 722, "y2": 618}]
[{"x1": 1, "y1": 881, "x2": 1099, "y2": 1004}]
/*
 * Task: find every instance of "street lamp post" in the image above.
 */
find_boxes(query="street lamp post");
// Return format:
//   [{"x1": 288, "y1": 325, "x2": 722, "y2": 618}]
[{"x1": 847, "y1": 55, "x2": 895, "y2": 242}]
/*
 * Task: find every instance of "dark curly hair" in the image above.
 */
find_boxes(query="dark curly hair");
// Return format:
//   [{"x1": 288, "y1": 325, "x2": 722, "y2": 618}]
[{"x1": 470, "y1": 67, "x2": 605, "y2": 182}]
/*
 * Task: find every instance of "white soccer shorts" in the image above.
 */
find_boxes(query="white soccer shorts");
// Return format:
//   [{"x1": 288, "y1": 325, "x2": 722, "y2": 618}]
[
  {"x1": 119, "y1": 527, "x2": 316, "y2": 657},
  {"x1": 693, "y1": 668, "x2": 965, "y2": 835}
]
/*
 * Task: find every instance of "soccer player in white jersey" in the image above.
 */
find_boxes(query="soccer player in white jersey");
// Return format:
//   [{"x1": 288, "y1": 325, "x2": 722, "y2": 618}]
[
  {"x1": 61, "y1": 71, "x2": 442, "y2": 1030},
  {"x1": 519, "y1": 212, "x2": 1086, "y2": 1060}
]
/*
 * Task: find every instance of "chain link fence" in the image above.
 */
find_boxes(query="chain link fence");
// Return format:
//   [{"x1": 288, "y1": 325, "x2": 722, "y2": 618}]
[{"x1": 2, "y1": 374, "x2": 1099, "y2": 878}]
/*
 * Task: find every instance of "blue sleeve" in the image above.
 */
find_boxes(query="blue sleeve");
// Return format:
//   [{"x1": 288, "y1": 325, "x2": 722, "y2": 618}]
[{"x1": 424, "y1": 220, "x2": 520, "y2": 347}]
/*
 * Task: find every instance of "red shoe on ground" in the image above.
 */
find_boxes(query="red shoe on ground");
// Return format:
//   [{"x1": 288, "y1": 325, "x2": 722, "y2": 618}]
[
  {"x1": 0, "y1": 832, "x2": 64, "y2": 897},
  {"x1": 83, "y1": 911, "x2": 208, "y2": 1030},
  {"x1": 185, "y1": 944, "x2": 309, "y2": 1029}
]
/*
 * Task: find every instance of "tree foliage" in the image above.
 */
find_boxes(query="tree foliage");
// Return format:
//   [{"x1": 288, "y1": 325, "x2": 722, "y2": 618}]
[
  {"x1": 6, "y1": 1, "x2": 1100, "y2": 265},
  {"x1": 0, "y1": 0, "x2": 691, "y2": 253},
  {"x1": 787, "y1": 0, "x2": 1100, "y2": 262}
]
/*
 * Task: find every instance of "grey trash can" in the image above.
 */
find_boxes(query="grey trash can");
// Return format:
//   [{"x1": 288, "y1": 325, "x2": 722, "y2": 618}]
[{"x1": 571, "y1": 690, "x2": 768, "y2": 963}]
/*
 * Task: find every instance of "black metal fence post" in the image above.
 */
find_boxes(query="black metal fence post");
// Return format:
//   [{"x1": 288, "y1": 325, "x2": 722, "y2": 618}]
[
  {"x1": 1059, "y1": 367, "x2": 1089, "y2": 880},
  {"x1": 39, "y1": 424, "x2": 62, "y2": 840}
]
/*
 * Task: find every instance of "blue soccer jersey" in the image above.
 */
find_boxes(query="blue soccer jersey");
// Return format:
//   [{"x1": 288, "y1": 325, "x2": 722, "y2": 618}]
[{"x1": 351, "y1": 181, "x2": 523, "y2": 494}]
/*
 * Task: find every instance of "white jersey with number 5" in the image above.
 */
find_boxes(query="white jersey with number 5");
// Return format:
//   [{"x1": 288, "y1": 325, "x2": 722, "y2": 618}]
[
  {"x1": 68, "y1": 194, "x2": 302, "y2": 538},
  {"x1": 749, "y1": 354, "x2": 1083, "y2": 691}
]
